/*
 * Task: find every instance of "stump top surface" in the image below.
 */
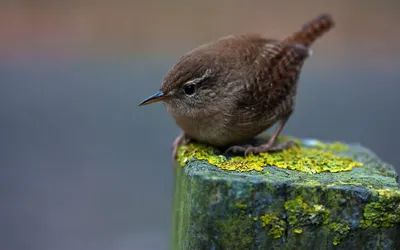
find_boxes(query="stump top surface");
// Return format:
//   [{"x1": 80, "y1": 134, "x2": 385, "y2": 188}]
[{"x1": 176, "y1": 136, "x2": 399, "y2": 191}]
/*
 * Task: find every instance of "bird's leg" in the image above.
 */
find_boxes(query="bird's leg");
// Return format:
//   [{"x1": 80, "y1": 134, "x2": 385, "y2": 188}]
[
  {"x1": 244, "y1": 113, "x2": 294, "y2": 156},
  {"x1": 224, "y1": 112, "x2": 294, "y2": 156},
  {"x1": 172, "y1": 131, "x2": 192, "y2": 161}
]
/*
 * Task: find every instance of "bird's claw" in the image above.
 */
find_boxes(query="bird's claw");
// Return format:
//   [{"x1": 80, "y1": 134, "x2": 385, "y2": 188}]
[
  {"x1": 244, "y1": 140, "x2": 295, "y2": 156},
  {"x1": 224, "y1": 140, "x2": 295, "y2": 157},
  {"x1": 224, "y1": 144, "x2": 253, "y2": 155},
  {"x1": 172, "y1": 133, "x2": 192, "y2": 162}
]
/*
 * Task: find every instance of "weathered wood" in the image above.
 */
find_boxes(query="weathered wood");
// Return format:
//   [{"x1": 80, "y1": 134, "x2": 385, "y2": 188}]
[{"x1": 170, "y1": 137, "x2": 400, "y2": 250}]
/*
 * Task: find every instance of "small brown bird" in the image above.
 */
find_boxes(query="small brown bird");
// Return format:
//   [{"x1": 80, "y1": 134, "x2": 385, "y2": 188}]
[{"x1": 139, "y1": 13, "x2": 335, "y2": 159}]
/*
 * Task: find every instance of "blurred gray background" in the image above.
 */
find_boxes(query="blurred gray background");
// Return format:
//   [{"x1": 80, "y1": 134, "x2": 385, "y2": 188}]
[{"x1": 0, "y1": 1, "x2": 399, "y2": 250}]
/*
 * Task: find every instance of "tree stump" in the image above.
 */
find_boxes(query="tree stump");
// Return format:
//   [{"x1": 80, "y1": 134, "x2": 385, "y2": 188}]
[{"x1": 170, "y1": 136, "x2": 400, "y2": 250}]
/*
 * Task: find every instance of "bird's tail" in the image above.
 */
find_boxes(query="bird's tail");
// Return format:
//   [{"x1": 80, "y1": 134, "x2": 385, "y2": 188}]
[{"x1": 283, "y1": 13, "x2": 335, "y2": 47}]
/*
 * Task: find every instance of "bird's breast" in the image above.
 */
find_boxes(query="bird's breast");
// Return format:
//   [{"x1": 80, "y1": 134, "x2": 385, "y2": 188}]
[
  {"x1": 173, "y1": 112, "x2": 229, "y2": 146},
  {"x1": 169, "y1": 110, "x2": 275, "y2": 148}
]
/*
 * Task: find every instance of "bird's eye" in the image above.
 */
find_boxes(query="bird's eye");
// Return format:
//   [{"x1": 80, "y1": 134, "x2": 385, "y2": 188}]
[{"x1": 183, "y1": 84, "x2": 196, "y2": 95}]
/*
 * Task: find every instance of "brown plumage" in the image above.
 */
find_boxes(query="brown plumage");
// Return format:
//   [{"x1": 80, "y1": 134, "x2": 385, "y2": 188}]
[
  {"x1": 283, "y1": 14, "x2": 335, "y2": 47},
  {"x1": 139, "y1": 13, "x2": 335, "y2": 159}
]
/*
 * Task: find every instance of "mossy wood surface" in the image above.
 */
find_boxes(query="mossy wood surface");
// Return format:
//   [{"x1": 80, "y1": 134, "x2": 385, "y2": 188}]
[{"x1": 170, "y1": 137, "x2": 400, "y2": 250}]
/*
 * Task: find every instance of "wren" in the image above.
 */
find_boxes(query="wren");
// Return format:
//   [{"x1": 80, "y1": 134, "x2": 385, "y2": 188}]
[{"x1": 139, "y1": 13, "x2": 335, "y2": 159}]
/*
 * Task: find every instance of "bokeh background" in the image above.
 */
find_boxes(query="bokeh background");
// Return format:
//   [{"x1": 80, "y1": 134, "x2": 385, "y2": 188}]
[{"x1": 1, "y1": 1, "x2": 399, "y2": 249}]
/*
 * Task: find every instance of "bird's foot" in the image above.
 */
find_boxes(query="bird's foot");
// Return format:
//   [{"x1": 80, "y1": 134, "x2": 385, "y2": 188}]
[
  {"x1": 224, "y1": 144, "x2": 253, "y2": 155},
  {"x1": 244, "y1": 140, "x2": 294, "y2": 156},
  {"x1": 172, "y1": 132, "x2": 192, "y2": 161},
  {"x1": 224, "y1": 140, "x2": 295, "y2": 156}
]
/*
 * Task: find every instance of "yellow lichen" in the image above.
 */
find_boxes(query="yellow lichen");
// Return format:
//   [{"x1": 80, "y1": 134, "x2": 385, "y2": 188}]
[
  {"x1": 313, "y1": 140, "x2": 349, "y2": 152},
  {"x1": 260, "y1": 213, "x2": 286, "y2": 239},
  {"x1": 294, "y1": 228, "x2": 303, "y2": 234},
  {"x1": 329, "y1": 222, "x2": 350, "y2": 245},
  {"x1": 360, "y1": 189, "x2": 400, "y2": 229},
  {"x1": 284, "y1": 196, "x2": 330, "y2": 228},
  {"x1": 176, "y1": 137, "x2": 363, "y2": 174}
]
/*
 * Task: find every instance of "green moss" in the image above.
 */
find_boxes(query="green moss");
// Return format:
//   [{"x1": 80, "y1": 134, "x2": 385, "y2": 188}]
[
  {"x1": 257, "y1": 190, "x2": 399, "y2": 246},
  {"x1": 284, "y1": 196, "x2": 330, "y2": 228},
  {"x1": 235, "y1": 202, "x2": 248, "y2": 210},
  {"x1": 328, "y1": 222, "x2": 350, "y2": 245},
  {"x1": 176, "y1": 136, "x2": 363, "y2": 174},
  {"x1": 360, "y1": 189, "x2": 400, "y2": 229},
  {"x1": 216, "y1": 210, "x2": 255, "y2": 249},
  {"x1": 170, "y1": 161, "x2": 191, "y2": 249},
  {"x1": 260, "y1": 213, "x2": 286, "y2": 239}
]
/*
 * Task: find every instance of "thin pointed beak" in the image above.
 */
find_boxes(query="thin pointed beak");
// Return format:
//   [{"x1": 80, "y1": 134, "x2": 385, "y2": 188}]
[{"x1": 138, "y1": 91, "x2": 166, "y2": 106}]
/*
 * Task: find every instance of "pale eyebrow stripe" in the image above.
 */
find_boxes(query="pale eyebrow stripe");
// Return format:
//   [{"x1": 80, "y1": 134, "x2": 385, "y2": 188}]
[{"x1": 185, "y1": 69, "x2": 212, "y2": 85}]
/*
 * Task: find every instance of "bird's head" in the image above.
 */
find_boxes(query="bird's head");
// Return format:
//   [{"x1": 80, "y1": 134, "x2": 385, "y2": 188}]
[{"x1": 139, "y1": 50, "x2": 230, "y2": 118}]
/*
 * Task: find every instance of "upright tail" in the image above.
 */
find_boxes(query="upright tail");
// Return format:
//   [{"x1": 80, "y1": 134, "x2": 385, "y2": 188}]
[{"x1": 283, "y1": 13, "x2": 335, "y2": 47}]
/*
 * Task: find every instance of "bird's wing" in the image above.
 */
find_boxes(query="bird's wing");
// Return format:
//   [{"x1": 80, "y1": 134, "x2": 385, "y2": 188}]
[
  {"x1": 260, "y1": 40, "x2": 311, "y2": 86},
  {"x1": 236, "y1": 39, "x2": 310, "y2": 115}
]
